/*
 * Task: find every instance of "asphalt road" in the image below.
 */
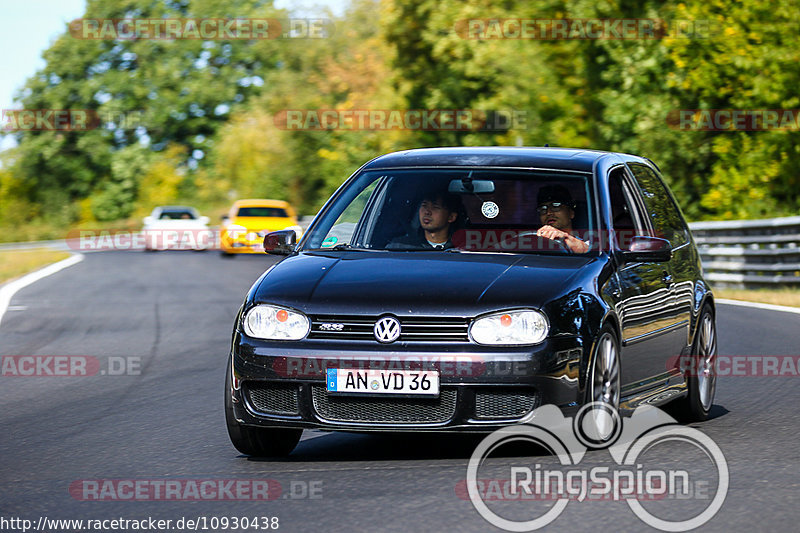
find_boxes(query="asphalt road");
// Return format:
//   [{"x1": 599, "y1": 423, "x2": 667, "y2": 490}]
[{"x1": 1, "y1": 250, "x2": 799, "y2": 532}]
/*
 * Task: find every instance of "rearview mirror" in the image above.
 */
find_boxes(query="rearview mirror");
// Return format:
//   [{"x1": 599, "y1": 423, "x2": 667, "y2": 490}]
[
  {"x1": 263, "y1": 230, "x2": 297, "y2": 255},
  {"x1": 449, "y1": 178, "x2": 495, "y2": 194},
  {"x1": 618, "y1": 236, "x2": 672, "y2": 263}
]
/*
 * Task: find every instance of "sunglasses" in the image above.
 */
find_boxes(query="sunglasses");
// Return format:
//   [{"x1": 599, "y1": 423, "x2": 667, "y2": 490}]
[{"x1": 536, "y1": 202, "x2": 567, "y2": 214}]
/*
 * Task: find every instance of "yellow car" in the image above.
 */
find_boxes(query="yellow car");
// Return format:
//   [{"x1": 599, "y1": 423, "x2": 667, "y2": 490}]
[{"x1": 219, "y1": 199, "x2": 302, "y2": 255}]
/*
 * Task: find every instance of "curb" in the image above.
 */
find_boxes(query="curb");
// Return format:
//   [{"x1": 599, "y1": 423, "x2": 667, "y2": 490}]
[{"x1": 0, "y1": 254, "x2": 84, "y2": 326}]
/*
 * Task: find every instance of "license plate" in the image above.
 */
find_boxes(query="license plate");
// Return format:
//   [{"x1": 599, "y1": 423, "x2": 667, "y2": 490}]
[{"x1": 326, "y1": 368, "x2": 439, "y2": 396}]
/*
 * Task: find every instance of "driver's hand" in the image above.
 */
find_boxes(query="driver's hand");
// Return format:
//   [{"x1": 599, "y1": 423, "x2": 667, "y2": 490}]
[
  {"x1": 537, "y1": 225, "x2": 588, "y2": 253},
  {"x1": 536, "y1": 225, "x2": 569, "y2": 241}
]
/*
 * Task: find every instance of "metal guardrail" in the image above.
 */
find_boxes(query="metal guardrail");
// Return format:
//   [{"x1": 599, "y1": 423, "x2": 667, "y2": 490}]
[
  {"x1": 688, "y1": 216, "x2": 800, "y2": 288},
  {"x1": 299, "y1": 215, "x2": 315, "y2": 232},
  {"x1": 0, "y1": 239, "x2": 72, "y2": 252},
  {"x1": 0, "y1": 219, "x2": 321, "y2": 253}
]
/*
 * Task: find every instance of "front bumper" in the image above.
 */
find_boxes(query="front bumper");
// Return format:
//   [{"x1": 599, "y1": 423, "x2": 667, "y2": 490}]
[
  {"x1": 229, "y1": 334, "x2": 586, "y2": 432},
  {"x1": 220, "y1": 236, "x2": 265, "y2": 253}
]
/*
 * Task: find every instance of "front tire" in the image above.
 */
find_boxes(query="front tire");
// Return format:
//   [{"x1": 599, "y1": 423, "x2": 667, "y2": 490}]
[
  {"x1": 224, "y1": 360, "x2": 302, "y2": 457},
  {"x1": 678, "y1": 303, "x2": 717, "y2": 421},
  {"x1": 584, "y1": 326, "x2": 621, "y2": 441}
]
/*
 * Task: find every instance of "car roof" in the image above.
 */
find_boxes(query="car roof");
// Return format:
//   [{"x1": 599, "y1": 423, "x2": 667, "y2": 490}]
[
  {"x1": 361, "y1": 146, "x2": 646, "y2": 173},
  {"x1": 154, "y1": 205, "x2": 198, "y2": 212},
  {"x1": 232, "y1": 199, "x2": 291, "y2": 208}
]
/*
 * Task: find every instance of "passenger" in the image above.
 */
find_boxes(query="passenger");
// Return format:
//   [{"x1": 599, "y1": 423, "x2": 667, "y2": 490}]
[
  {"x1": 388, "y1": 189, "x2": 460, "y2": 250},
  {"x1": 536, "y1": 185, "x2": 589, "y2": 253}
]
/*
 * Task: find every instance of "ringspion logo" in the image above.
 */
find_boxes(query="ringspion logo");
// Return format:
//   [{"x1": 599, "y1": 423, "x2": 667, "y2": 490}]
[{"x1": 465, "y1": 404, "x2": 728, "y2": 531}]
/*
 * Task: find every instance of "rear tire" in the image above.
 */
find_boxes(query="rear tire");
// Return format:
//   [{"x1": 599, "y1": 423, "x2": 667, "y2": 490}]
[
  {"x1": 677, "y1": 303, "x2": 717, "y2": 422},
  {"x1": 224, "y1": 360, "x2": 301, "y2": 457}
]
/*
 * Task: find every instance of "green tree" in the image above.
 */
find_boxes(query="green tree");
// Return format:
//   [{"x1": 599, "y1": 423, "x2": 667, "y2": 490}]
[{"x1": 8, "y1": 0, "x2": 286, "y2": 219}]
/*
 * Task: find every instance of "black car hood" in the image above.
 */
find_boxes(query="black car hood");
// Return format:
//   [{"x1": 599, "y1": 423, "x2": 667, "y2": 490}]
[{"x1": 252, "y1": 251, "x2": 597, "y2": 315}]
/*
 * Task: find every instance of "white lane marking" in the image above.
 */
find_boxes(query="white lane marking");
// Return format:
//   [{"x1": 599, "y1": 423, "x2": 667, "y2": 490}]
[
  {"x1": 0, "y1": 254, "x2": 84, "y2": 326},
  {"x1": 717, "y1": 298, "x2": 800, "y2": 315}
]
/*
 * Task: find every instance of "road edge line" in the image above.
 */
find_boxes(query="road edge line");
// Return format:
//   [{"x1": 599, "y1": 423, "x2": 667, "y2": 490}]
[
  {"x1": 0, "y1": 253, "x2": 85, "y2": 326},
  {"x1": 716, "y1": 297, "x2": 800, "y2": 315}
]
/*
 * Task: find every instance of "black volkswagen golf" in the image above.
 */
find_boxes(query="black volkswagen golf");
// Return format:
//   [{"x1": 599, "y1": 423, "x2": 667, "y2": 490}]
[{"x1": 225, "y1": 147, "x2": 717, "y2": 456}]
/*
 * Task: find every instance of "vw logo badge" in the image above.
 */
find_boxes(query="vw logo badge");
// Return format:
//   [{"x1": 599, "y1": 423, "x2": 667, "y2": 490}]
[{"x1": 374, "y1": 316, "x2": 401, "y2": 343}]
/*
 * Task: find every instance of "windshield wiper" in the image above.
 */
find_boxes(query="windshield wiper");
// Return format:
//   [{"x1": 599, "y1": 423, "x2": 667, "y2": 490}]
[{"x1": 330, "y1": 243, "x2": 371, "y2": 251}]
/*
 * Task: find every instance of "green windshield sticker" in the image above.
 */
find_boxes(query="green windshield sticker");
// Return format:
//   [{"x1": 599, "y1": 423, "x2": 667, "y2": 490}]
[{"x1": 321, "y1": 236, "x2": 338, "y2": 247}]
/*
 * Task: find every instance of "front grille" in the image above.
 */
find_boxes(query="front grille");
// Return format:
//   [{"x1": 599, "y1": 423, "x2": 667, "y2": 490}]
[
  {"x1": 474, "y1": 389, "x2": 539, "y2": 420},
  {"x1": 311, "y1": 386, "x2": 457, "y2": 424},
  {"x1": 308, "y1": 314, "x2": 469, "y2": 342},
  {"x1": 246, "y1": 382, "x2": 300, "y2": 415}
]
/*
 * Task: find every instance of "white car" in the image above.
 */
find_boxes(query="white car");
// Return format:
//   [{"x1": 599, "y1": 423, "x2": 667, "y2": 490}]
[{"x1": 142, "y1": 206, "x2": 213, "y2": 251}]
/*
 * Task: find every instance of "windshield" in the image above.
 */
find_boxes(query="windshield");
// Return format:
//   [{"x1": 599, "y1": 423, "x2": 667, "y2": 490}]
[
  {"x1": 303, "y1": 169, "x2": 596, "y2": 254},
  {"x1": 236, "y1": 207, "x2": 289, "y2": 217},
  {"x1": 159, "y1": 209, "x2": 197, "y2": 220}
]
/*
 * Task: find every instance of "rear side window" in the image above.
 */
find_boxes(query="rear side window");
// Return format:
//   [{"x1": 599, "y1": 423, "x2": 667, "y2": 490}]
[
  {"x1": 627, "y1": 163, "x2": 689, "y2": 247},
  {"x1": 237, "y1": 207, "x2": 289, "y2": 217}
]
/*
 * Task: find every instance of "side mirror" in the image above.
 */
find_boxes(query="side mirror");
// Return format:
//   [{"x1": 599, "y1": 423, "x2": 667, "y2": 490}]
[
  {"x1": 199, "y1": 216, "x2": 210, "y2": 225},
  {"x1": 143, "y1": 216, "x2": 154, "y2": 226},
  {"x1": 221, "y1": 215, "x2": 229, "y2": 223},
  {"x1": 618, "y1": 236, "x2": 672, "y2": 263},
  {"x1": 263, "y1": 230, "x2": 297, "y2": 255}
]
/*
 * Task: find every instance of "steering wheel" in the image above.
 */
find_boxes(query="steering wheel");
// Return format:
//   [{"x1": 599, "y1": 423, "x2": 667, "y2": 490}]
[
  {"x1": 493, "y1": 230, "x2": 572, "y2": 253},
  {"x1": 552, "y1": 236, "x2": 572, "y2": 253}
]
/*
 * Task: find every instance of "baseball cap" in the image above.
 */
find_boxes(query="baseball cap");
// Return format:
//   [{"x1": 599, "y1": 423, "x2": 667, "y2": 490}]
[{"x1": 537, "y1": 185, "x2": 575, "y2": 208}]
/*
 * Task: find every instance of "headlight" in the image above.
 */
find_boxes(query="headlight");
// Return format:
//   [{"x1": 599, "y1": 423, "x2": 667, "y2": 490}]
[
  {"x1": 225, "y1": 224, "x2": 247, "y2": 239},
  {"x1": 469, "y1": 310, "x2": 548, "y2": 345},
  {"x1": 284, "y1": 225, "x2": 303, "y2": 239},
  {"x1": 243, "y1": 305, "x2": 310, "y2": 340}
]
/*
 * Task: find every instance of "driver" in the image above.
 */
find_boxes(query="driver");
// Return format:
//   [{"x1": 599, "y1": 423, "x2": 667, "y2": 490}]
[
  {"x1": 387, "y1": 188, "x2": 460, "y2": 249},
  {"x1": 536, "y1": 185, "x2": 589, "y2": 253}
]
